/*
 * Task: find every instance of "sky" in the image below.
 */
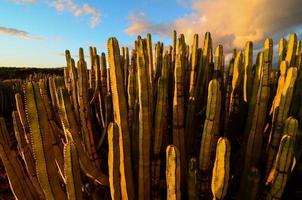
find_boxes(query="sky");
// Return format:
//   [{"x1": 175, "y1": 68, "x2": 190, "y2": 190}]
[{"x1": 0, "y1": 0, "x2": 302, "y2": 68}]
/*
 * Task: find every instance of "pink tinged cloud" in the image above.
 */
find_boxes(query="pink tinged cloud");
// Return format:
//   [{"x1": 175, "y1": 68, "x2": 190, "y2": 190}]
[{"x1": 124, "y1": 0, "x2": 302, "y2": 51}]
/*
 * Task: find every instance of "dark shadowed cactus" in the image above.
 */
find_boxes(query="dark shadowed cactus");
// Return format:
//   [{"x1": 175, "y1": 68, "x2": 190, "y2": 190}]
[
  {"x1": 0, "y1": 117, "x2": 41, "y2": 200},
  {"x1": 108, "y1": 37, "x2": 134, "y2": 200},
  {"x1": 245, "y1": 39, "x2": 271, "y2": 167},
  {"x1": 166, "y1": 145, "x2": 181, "y2": 200},
  {"x1": 240, "y1": 167, "x2": 260, "y2": 200},
  {"x1": 137, "y1": 37, "x2": 152, "y2": 200},
  {"x1": 12, "y1": 111, "x2": 44, "y2": 198},
  {"x1": 77, "y1": 48, "x2": 100, "y2": 167},
  {"x1": 199, "y1": 79, "x2": 221, "y2": 197},
  {"x1": 108, "y1": 122, "x2": 122, "y2": 200},
  {"x1": 266, "y1": 135, "x2": 295, "y2": 200},
  {"x1": 187, "y1": 158, "x2": 198, "y2": 200},
  {"x1": 266, "y1": 67, "x2": 297, "y2": 175},
  {"x1": 152, "y1": 76, "x2": 168, "y2": 199},
  {"x1": 278, "y1": 37, "x2": 287, "y2": 66},
  {"x1": 211, "y1": 137, "x2": 230, "y2": 200},
  {"x1": 173, "y1": 36, "x2": 186, "y2": 188}
]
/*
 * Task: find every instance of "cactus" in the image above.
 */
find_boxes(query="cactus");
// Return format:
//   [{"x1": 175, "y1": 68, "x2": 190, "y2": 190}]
[
  {"x1": 0, "y1": 117, "x2": 41, "y2": 200},
  {"x1": 199, "y1": 79, "x2": 221, "y2": 197},
  {"x1": 266, "y1": 135, "x2": 295, "y2": 200},
  {"x1": 64, "y1": 140, "x2": 83, "y2": 200},
  {"x1": 108, "y1": 122, "x2": 122, "y2": 200},
  {"x1": 1, "y1": 31, "x2": 302, "y2": 200},
  {"x1": 211, "y1": 137, "x2": 230, "y2": 200},
  {"x1": 266, "y1": 67, "x2": 297, "y2": 175},
  {"x1": 166, "y1": 145, "x2": 181, "y2": 200},
  {"x1": 108, "y1": 37, "x2": 134, "y2": 199},
  {"x1": 25, "y1": 81, "x2": 67, "y2": 200},
  {"x1": 137, "y1": 37, "x2": 152, "y2": 200}
]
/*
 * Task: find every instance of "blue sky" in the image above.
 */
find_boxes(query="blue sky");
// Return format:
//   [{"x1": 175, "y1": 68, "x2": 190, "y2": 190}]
[
  {"x1": 0, "y1": 0, "x2": 190, "y2": 67},
  {"x1": 1, "y1": 0, "x2": 302, "y2": 67}
]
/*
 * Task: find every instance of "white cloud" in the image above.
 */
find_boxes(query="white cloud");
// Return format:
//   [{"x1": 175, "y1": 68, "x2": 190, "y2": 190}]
[
  {"x1": 11, "y1": 0, "x2": 101, "y2": 28},
  {"x1": 48, "y1": 0, "x2": 101, "y2": 28}
]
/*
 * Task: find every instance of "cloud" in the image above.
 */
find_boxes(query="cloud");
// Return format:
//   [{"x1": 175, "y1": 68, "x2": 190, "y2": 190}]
[
  {"x1": 0, "y1": 26, "x2": 43, "y2": 40},
  {"x1": 125, "y1": 0, "x2": 302, "y2": 52},
  {"x1": 11, "y1": 0, "x2": 101, "y2": 28},
  {"x1": 11, "y1": 0, "x2": 36, "y2": 4},
  {"x1": 124, "y1": 12, "x2": 173, "y2": 36},
  {"x1": 49, "y1": 0, "x2": 101, "y2": 27}
]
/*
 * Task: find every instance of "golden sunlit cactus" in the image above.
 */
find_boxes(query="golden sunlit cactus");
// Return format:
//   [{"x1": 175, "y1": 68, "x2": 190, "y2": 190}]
[
  {"x1": 108, "y1": 37, "x2": 134, "y2": 199},
  {"x1": 25, "y1": 81, "x2": 67, "y2": 200},
  {"x1": 64, "y1": 140, "x2": 83, "y2": 200},
  {"x1": 166, "y1": 145, "x2": 181, "y2": 200},
  {"x1": 199, "y1": 79, "x2": 221, "y2": 197},
  {"x1": 211, "y1": 137, "x2": 230, "y2": 200}
]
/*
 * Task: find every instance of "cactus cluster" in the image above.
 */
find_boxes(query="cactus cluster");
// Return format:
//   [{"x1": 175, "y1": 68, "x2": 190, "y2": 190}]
[{"x1": 0, "y1": 31, "x2": 302, "y2": 200}]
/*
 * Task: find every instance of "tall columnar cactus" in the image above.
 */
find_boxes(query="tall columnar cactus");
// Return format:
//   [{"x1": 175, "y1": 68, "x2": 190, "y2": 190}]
[
  {"x1": 0, "y1": 117, "x2": 41, "y2": 200},
  {"x1": 211, "y1": 137, "x2": 230, "y2": 200},
  {"x1": 243, "y1": 41, "x2": 253, "y2": 102},
  {"x1": 136, "y1": 37, "x2": 152, "y2": 200},
  {"x1": 57, "y1": 88, "x2": 109, "y2": 186},
  {"x1": 173, "y1": 36, "x2": 186, "y2": 188},
  {"x1": 25, "y1": 81, "x2": 67, "y2": 200},
  {"x1": 64, "y1": 140, "x2": 83, "y2": 200},
  {"x1": 189, "y1": 34, "x2": 199, "y2": 98},
  {"x1": 187, "y1": 158, "x2": 198, "y2": 200},
  {"x1": 12, "y1": 111, "x2": 44, "y2": 198},
  {"x1": 285, "y1": 33, "x2": 297, "y2": 68},
  {"x1": 152, "y1": 76, "x2": 168, "y2": 199},
  {"x1": 166, "y1": 145, "x2": 181, "y2": 200},
  {"x1": 77, "y1": 48, "x2": 100, "y2": 167},
  {"x1": 266, "y1": 67, "x2": 297, "y2": 175},
  {"x1": 278, "y1": 38, "x2": 287, "y2": 66},
  {"x1": 108, "y1": 122, "x2": 122, "y2": 200},
  {"x1": 266, "y1": 135, "x2": 295, "y2": 200},
  {"x1": 108, "y1": 37, "x2": 134, "y2": 199},
  {"x1": 240, "y1": 39, "x2": 272, "y2": 195},
  {"x1": 199, "y1": 79, "x2": 221, "y2": 197}
]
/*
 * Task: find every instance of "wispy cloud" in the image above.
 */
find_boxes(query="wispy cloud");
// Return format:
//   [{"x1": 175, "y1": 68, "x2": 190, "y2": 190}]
[
  {"x1": 11, "y1": 0, "x2": 101, "y2": 28},
  {"x1": 11, "y1": 0, "x2": 36, "y2": 4},
  {"x1": 0, "y1": 26, "x2": 43, "y2": 40},
  {"x1": 125, "y1": 0, "x2": 302, "y2": 51},
  {"x1": 48, "y1": 0, "x2": 101, "y2": 28},
  {"x1": 124, "y1": 12, "x2": 172, "y2": 36}
]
